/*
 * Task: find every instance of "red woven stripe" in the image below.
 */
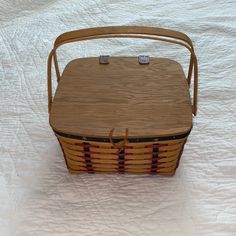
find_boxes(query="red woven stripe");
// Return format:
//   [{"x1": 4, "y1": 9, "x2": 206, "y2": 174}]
[
  {"x1": 68, "y1": 150, "x2": 167, "y2": 156},
  {"x1": 88, "y1": 166, "x2": 177, "y2": 172},
  {"x1": 67, "y1": 159, "x2": 177, "y2": 167}
]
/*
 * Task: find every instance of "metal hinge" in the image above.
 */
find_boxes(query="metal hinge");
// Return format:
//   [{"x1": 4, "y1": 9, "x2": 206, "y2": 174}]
[
  {"x1": 138, "y1": 55, "x2": 150, "y2": 65},
  {"x1": 99, "y1": 55, "x2": 110, "y2": 64}
]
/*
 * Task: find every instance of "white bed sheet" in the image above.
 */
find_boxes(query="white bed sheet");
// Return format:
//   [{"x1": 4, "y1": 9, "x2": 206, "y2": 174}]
[{"x1": 0, "y1": 0, "x2": 236, "y2": 235}]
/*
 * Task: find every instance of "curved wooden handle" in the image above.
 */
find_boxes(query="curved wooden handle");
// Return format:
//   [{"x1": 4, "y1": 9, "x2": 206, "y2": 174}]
[
  {"x1": 54, "y1": 26, "x2": 193, "y2": 48},
  {"x1": 48, "y1": 26, "x2": 198, "y2": 115}
]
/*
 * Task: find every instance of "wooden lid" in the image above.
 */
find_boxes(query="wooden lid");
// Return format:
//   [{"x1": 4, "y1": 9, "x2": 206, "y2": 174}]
[{"x1": 49, "y1": 57, "x2": 192, "y2": 138}]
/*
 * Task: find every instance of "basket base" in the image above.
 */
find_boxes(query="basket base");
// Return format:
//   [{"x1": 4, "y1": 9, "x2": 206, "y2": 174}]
[{"x1": 68, "y1": 169, "x2": 176, "y2": 176}]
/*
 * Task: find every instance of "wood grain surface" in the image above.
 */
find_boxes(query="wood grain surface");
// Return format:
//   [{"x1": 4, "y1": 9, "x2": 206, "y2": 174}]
[{"x1": 50, "y1": 57, "x2": 192, "y2": 138}]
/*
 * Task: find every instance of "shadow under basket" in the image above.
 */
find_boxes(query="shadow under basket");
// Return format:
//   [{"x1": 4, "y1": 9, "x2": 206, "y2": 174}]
[{"x1": 47, "y1": 26, "x2": 198, "y2": 176}]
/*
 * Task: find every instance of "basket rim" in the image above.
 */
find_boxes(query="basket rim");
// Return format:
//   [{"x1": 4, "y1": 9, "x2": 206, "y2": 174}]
[{"x1": 53, "y1": 127, "x2": 192, "y2": 143}]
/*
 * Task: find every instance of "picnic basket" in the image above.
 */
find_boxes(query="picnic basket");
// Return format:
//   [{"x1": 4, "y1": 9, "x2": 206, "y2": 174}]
[{"x1": 47, "y1": 26, "x2": 198, "y2": 176}]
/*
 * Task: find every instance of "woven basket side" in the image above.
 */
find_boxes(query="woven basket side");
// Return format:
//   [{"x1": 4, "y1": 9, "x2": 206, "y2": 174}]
[{"x1": 56, "y1": 134, "x2": 187, "y2": 176}]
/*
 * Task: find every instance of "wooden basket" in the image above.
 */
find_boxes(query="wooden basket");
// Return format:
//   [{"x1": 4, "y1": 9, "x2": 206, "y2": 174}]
[{"x1": 47, "y1": 26, "x2": 198, "y2": 176}]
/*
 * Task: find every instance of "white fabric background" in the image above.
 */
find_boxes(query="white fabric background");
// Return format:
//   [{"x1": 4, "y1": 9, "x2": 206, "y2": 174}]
[{"x1": 0, "y1": 0, "x2": 236, "y2": 235}]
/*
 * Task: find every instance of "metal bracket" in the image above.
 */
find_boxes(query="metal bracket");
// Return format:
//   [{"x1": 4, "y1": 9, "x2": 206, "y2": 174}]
[
  {"x1": 99, "y1": 55, "x2": 110, "y2": 64},
  {"x1": 138, "y1": 55, "x2": 150, "y2": 65}
]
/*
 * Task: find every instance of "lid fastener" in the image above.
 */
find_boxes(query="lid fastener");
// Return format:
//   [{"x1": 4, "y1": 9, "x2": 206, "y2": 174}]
[
  {"x1": 138, "y1": 55, "x2": 150, "y2": 65},
  {"x1": 99, "y1": 55, "x2": 110, "y2": 64}
]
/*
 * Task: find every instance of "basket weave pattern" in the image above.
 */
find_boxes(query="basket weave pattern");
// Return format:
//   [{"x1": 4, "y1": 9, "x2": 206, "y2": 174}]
[{"x1": 57, "y1": 135, "x2": 187, "y2": 175}]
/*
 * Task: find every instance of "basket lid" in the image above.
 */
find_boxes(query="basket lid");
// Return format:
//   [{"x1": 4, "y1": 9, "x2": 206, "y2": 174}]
[{"x1": 49, "y1": 57, "x2": 192, "y2": 139}]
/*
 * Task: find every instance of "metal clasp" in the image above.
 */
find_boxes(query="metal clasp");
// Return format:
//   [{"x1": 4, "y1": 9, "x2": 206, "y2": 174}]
[
  {"x1": 99, "y1": 55, "x2": 110, "y2": 64},
  {"x1": 138, "y1": 55, "x2": 150, "y2": 65}
]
